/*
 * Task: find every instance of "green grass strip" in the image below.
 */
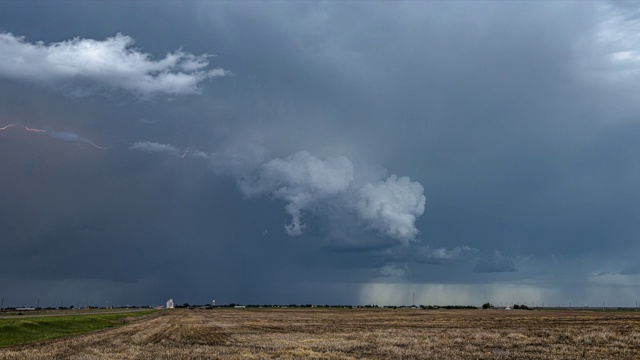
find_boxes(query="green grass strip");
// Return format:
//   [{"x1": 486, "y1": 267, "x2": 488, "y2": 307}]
[{"x1": 0, "y1": 310, "x2": 155, "y2": 348}]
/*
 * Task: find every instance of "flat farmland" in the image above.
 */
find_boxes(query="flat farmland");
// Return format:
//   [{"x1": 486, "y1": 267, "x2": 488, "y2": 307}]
[{"x1": 1, "y1": 308, "x2": 639, "y2": 359}]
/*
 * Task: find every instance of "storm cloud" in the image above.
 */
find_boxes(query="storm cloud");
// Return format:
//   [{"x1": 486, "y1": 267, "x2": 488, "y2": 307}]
[{"x1": 1, "y1": 1, "x2": 640, "y2": 308}]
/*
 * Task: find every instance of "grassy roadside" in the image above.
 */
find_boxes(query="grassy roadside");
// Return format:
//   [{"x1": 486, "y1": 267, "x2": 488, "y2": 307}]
[{"x1": 0, "y1": 310, "x2": 155, "y2": 348}]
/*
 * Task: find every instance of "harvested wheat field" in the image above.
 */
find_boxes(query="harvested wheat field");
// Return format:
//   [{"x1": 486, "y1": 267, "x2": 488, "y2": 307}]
[{"x1": 1, "y1": 308, "x2": 639, "y2": 359}]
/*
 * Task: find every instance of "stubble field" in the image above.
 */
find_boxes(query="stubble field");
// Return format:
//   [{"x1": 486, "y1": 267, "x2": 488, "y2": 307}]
[{"x1": 1, "y1": 308, "x2": 639, "y2": 359}]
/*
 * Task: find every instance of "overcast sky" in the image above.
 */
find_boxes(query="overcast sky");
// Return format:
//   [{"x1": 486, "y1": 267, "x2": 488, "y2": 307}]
[{"x1": 1, "y1": 1, "x2": 640, "y2": 308}]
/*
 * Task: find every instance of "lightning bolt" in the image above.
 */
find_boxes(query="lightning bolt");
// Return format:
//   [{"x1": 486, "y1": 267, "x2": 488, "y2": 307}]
[
  {"x1": 24, "y1": 126, "x2": 47, "y2": 133},
  {"x1": 0, "y1": 123, "x2": 46, "y2": 133},
  {"x1": 1, "y1": 122, "x2": 107, "y2": 150}
]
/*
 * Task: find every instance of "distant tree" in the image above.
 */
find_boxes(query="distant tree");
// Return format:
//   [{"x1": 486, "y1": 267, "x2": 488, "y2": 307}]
[
  {"x1": 513, "y1": 304, "x2": 520, "y2": 309},
  {"x1": 482, "y1": 303, "x2": 492, "y2": 309}
]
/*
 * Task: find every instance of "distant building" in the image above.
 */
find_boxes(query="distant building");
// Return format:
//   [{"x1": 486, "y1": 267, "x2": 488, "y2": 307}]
[{"x1": 166, "y1": 299, "x2": 175, "y2": 309}]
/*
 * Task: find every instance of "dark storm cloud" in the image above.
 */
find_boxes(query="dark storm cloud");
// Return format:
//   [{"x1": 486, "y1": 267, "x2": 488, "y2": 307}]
[
  {"x1": 620, "y1": 264, "x2": 640, "y2": 275},
  {"x1": 1, "y1": 1, "x2": 640, "y2": 307},
  {"x1": 474, "y1": 253, "x2": 518, "y2": 274},
  {"x1": 378, "y1": 245, "x2": 477, "y2": 267}
]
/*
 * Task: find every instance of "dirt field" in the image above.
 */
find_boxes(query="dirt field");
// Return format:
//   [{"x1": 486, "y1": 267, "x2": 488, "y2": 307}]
[{"x1": 1, "y1": 308, "x2": 639, "y2": 359}]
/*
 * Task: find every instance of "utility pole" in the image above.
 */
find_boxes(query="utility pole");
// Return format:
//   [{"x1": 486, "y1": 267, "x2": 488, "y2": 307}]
[{"x1": 1, "y1": 295, "x2": 4, "y2": 310}]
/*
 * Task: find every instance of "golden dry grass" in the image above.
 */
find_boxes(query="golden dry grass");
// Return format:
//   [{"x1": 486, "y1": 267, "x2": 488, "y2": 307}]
[{"x1": 1, "y1": 308, "x2": 639, "y2": 359}]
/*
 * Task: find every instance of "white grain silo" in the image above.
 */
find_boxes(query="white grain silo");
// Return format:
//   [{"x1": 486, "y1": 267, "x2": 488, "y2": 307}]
[{"x1": 166, "y1": 298, "x2": 175, "y2": 309}]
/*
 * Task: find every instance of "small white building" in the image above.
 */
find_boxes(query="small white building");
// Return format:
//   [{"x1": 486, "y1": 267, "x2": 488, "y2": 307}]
[{"x1": 166, "y1": 299, "x2": 175, "y2": 309}]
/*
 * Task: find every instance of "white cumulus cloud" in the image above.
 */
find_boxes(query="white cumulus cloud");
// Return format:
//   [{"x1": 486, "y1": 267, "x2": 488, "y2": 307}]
[
  {"x1": 356, "y1": 175, "x2": 425, "y2": 243},
  {"x1": 239, "y1": 151, "x2": 425, "y2": 243},
  {"x1": 240, "y1": 151, "x2": 354, "y2": 236},
  {"x1": 0, "y1": 32, "x2": 227, "y2": 98}
]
